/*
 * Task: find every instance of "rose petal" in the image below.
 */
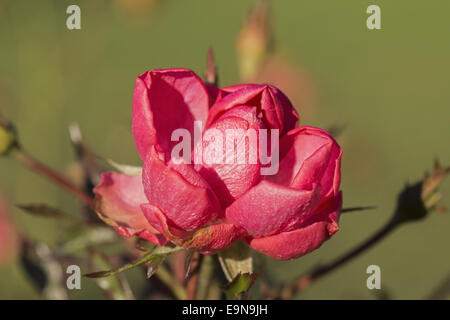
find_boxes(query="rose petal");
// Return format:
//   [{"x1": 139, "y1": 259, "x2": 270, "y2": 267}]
[
  {"x1": 247, "y1": 191, "x2": 342, "y2": 260},
  {"x1": 225, "y1": 180, "x2": 321, "y2": 238},
  {"x1": 316, "y1": 142, "x2": 342, "y2": 201},
  {"x1": 205, "y1": 83, "x2": 220, "y2": 107},
  {"x1": 141, "y1": 203, "x2": 244, "y2": 253},
  {"x1": 93, "y1": 172, "x2": 167, "y2": 245},
  {"x1": 132, "y1": 68, "x2": 210, "y2": 159},
  {"x1": 267, "y1": 126, "x2": 342, "y2": 201},
  {"x1": 142, "y1": 148, "x2": 221, "y2": 231},
  {"x1": 194, "y1": 106, "x2": 264, "y2": 207},
  {"x1": 206, "y1": 84, "x2": 299, "y2": 135}
]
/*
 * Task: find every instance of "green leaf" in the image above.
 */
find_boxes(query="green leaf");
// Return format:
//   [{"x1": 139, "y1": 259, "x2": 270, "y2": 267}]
[
  {"x1": 218, "y1": 240, "x2": 253, "y2": 282},
  {"x1": 84, "y1": 244, "x2": 184, "y2": 278},
  {"x1": 106, "y1": 159, "x2": 142, "y2": 176},
  {"x1": 223, "y1": 273, "x2": 258, "y2": 300}
]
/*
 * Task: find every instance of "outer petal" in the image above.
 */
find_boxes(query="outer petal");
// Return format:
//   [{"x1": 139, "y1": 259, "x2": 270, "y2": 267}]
[
  {"x1": 194, "y1": 106, "x2": 264, "y2": 208},
  {"x1": 142, "y1": 203, "x2": 244, "y2": 253},
  {"x1": 267, "y1": 126, "x2": 342, "y2": 201},
  {"x1": 316, "y1": 140, "x2": 342, "y2": 201},
  {"x1": 93, "y1": 172, "x2": 167, "y2": 245},
  {"x1": 206, "y1": 84, "x2": 298, "y2": 135},
  {"x1": 247, "y1": 191, "x2": 342, "y2": 260},
  {"x1": 225, "y1": 180, "x2": 321, "y2": 238},
  {"x1": 132, "y1": 68, "x2": 210, "y2": 159},
  {"x1": 142, "y1": 148, "x2": 221, "y2": 231}
]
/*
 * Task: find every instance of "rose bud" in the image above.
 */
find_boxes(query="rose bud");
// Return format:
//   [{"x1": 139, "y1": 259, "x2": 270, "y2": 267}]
[
  {"x1": 235, "y1": 0, "x2": 271, "y2": 81},
  {"x1": 226, "y1": 126, "x2": 342, "y2": 260},
  {"x1": 0, "y1": 115, "x2": 18, "y2": 156},
  {"x1": 94, "y1": 68, "x2": 342, "y2": 258}
]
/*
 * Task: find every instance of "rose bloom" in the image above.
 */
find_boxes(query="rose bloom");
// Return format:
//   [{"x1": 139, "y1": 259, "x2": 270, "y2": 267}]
[{"x1": 94, "y1": 68, "x2": 342, "y2": 259}]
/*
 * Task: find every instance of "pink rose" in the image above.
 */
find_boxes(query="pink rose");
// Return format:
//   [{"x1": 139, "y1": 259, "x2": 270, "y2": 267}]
[{"x1": 94, "y1": 68, "x2": 342, "y2": 258}]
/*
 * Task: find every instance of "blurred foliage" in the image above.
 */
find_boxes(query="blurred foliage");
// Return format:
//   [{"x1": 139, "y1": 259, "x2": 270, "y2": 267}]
[{"x1": 0, "y1": 0, "x2": 449, "y2": 299}]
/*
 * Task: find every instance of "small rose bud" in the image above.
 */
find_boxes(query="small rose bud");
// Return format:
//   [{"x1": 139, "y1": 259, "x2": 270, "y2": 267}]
[
  {"x1": 0, "y1": 115, "x2": 17, "y2": 156},
  {"x1": 394, "y1": 160, "x2": 449, "y2": 225},
  {"x1": 236, "y1": 0, "x2": 271, "y2": 81}
]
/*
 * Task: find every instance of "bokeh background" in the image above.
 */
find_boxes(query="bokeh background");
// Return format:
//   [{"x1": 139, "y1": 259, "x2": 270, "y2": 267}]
[{"x1": 0, "y1": 0, "x2": 449, "y2": 299}]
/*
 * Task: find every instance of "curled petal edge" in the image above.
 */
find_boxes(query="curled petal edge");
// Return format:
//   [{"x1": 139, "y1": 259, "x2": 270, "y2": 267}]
[{"x1": 141, "y1": 203, "x2": 245, "y2": 254}]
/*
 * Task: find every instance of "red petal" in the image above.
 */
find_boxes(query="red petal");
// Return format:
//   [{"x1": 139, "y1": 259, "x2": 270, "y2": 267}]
[
  {"x1": 142, "y1": 148, "x2": 221, "y2": 231},
  {"x1": 205, "y1": 83, "x2": 220, "y2": 107},
  {"x1": 194, "y1": 106, "x2": 264, "y2": 207},
  {"x1": 225, "y1": 180, "x2": 321, "y2": 238},
  {"x1": 268, "y1": 126, "x2": 342, "y2": 201},
  {"x1": 247, "y1": 191, "x2": 342, "y2": 260},
  {"x1": 207, "y1": 84, "x2": 298, "y2": 135},
  {"x1": 132, "y1": 68, "x2": 210, "y2": 159}
]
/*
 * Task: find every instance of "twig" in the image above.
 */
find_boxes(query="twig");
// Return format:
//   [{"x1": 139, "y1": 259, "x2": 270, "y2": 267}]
[
  {"x1": 282, "y1": 217, "x2": 397, "y2": 298},
  {"x1": 11, "y1": 147, "x2": 95, "y2": 210},
  {"x1": 68, "y1": 123, "x2": 101, "y2": 222}
]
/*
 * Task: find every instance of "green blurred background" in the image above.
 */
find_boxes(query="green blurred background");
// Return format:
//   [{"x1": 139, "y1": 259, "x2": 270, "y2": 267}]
[{"x1": 0, "y1": 0, "x2": 449, "y2": 299}]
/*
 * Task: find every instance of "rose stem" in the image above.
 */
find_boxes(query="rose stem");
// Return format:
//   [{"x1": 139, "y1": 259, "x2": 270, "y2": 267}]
[
  {"x1": 283, "y1": 217, "x2": 398, "y2": 298},
  {"x1": 11, "y1": 147, "x2": 96, "y2": 210},
  {"x1": 195, "y1": 254, "x2": 215, "y2": 299},
  {"x1": 186, "y1": 252, "x2": 201, "y2": 299},
  {"x1": 68, "y1": 123, "x2": 101, "y2": 221},
  {"x1": 155, "y1": 264, "x2": 187, "y2": 300}
]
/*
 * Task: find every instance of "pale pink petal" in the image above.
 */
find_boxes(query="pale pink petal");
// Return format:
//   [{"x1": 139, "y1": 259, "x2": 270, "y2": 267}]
[{"x1": 93, "y1": 172, "x2": 167, "y2": 246}]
